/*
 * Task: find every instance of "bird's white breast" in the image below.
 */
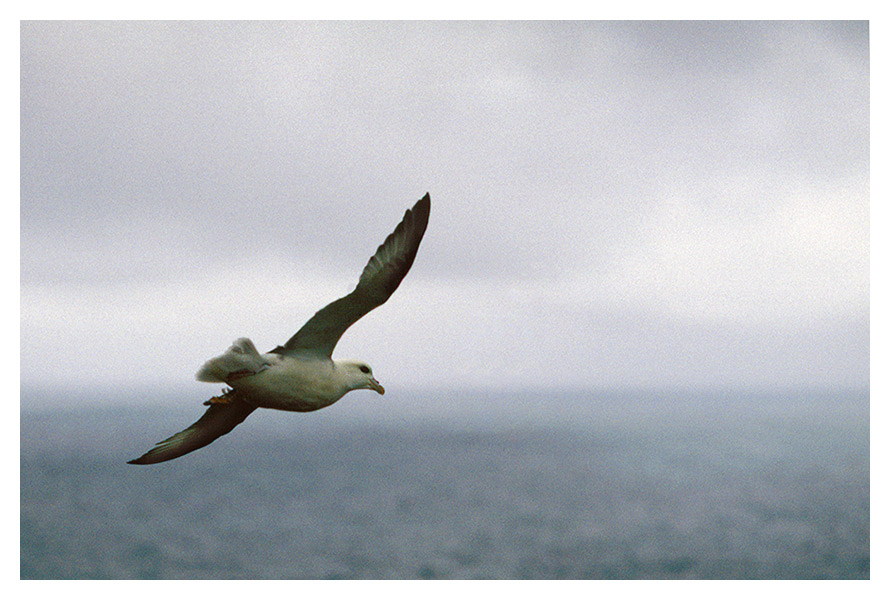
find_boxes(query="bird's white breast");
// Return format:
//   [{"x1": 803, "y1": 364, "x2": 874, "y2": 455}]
[{"x1": 231, "y1": 354, "x2": 347, "y2": 412}]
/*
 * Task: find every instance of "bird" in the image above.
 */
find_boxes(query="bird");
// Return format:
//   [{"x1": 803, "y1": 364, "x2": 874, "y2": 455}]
[{"x1": 128, "y1": 193, "x2": 431, "y2": 465}]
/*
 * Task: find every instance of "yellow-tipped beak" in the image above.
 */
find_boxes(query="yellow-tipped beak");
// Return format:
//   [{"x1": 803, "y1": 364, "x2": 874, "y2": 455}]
[{"x1": 370, "y1": 378, "x2": 385, "y2": 395}]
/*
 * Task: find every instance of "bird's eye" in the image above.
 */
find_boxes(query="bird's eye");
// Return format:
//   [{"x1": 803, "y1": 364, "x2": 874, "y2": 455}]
[{"x1": 358, "y1": 365, "x2": 370, "y2": 374}]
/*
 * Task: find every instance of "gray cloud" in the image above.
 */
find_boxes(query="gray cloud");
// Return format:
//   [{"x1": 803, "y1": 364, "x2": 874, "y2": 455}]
[{"x1": 20, "y1": 21, "x2": 869, "y2": 400}]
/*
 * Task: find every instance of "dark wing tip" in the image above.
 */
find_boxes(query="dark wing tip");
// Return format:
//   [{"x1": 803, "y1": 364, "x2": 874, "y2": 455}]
[
  {"x1": 278, "y1": 193, "x2": 431, "y2": 357},
  {"x1": 360, "y1": 192, "x2": 430, "y2": 298},
  {"x1": 413, "y1": 193, "x2": 431, "y2": 228},
  {"x1": 127, "y1": 449, "x2": 168, "y2": 466},
  {"x1": 127, "y1": 399, "x2": 256, "y2": 465}
]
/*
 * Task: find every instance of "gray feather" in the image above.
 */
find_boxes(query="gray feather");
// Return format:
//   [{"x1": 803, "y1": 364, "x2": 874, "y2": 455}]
[{"x1": 274, "y1": 193, "x2": 430, "y2": 358}]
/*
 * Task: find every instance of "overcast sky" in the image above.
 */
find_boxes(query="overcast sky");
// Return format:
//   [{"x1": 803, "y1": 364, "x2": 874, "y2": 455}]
[{"x1": 20, "y1": 21, "x2": 869, "y2": 406}]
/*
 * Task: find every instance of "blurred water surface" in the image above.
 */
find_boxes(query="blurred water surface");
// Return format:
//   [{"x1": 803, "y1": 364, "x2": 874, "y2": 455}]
[{"x1": 20, "y1": 388, "x2": 869, "y2": 579}]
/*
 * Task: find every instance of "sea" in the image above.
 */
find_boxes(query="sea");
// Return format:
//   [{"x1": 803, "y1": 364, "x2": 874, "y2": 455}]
[{"x1": 20, "y1": 387, "x2": 869, "y2": 579}]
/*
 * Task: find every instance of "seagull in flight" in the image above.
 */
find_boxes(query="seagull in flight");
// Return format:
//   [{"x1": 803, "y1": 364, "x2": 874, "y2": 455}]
[{"x1": 129, "y1": 194, "x2": 431, "y2": 465}]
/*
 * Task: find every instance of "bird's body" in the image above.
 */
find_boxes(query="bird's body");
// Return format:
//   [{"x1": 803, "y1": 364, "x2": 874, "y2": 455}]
[
  {"x1": 218, "y1": 350, "x2": 380, "y2": 413},
  {"x1": 233, "y1": 354, "x2": 345, "y2": 412},
  {"x1": 128, "y1": 194, "x2": 430, "y2": 465}
]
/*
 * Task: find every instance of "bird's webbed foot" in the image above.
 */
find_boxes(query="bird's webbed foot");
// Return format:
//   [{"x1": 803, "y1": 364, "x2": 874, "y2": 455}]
[{"x1": 204, "y1": 387, "x2": 235, "y2": 406}]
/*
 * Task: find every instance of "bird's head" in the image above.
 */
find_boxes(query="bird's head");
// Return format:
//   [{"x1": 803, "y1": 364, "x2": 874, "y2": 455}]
[{"x1": 339, "y1": 361, "x2": 385, "y2": 395}]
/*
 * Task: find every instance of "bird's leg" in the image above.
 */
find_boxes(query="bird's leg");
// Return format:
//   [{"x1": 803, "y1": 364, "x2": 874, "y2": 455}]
[{"x1": 204, "y1": 387, "x2": 235, "y2": 406}]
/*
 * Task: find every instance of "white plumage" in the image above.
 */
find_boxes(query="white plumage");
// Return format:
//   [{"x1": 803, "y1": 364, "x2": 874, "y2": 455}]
[{"x1": 195, "y1": 338, "x2": 270, "y2": 383}]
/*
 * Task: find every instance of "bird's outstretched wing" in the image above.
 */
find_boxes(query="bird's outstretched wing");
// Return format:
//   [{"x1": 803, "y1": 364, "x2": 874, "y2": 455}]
[
  {"x1": 273, "y1": 193, "x2": 431, "y2": 358},
  {"x1": 128, "y1": 395, "x2": 256, "y2": 465}
]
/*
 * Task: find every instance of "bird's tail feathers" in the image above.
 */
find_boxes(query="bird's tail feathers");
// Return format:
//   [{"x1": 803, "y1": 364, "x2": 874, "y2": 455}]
[{"x1": 195, "y1": 337, "x2": 269, "y2": 383}]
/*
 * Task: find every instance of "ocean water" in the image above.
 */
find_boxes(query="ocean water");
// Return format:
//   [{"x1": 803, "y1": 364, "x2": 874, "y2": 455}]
[{"x1": 20, "y1": 388, "x2": 869, "y2": 579}]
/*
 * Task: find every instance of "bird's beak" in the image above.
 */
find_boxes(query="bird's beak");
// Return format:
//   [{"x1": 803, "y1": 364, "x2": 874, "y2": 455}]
[{"x1": 370, "y1": 378, "x2": 385, "y2": 395}]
